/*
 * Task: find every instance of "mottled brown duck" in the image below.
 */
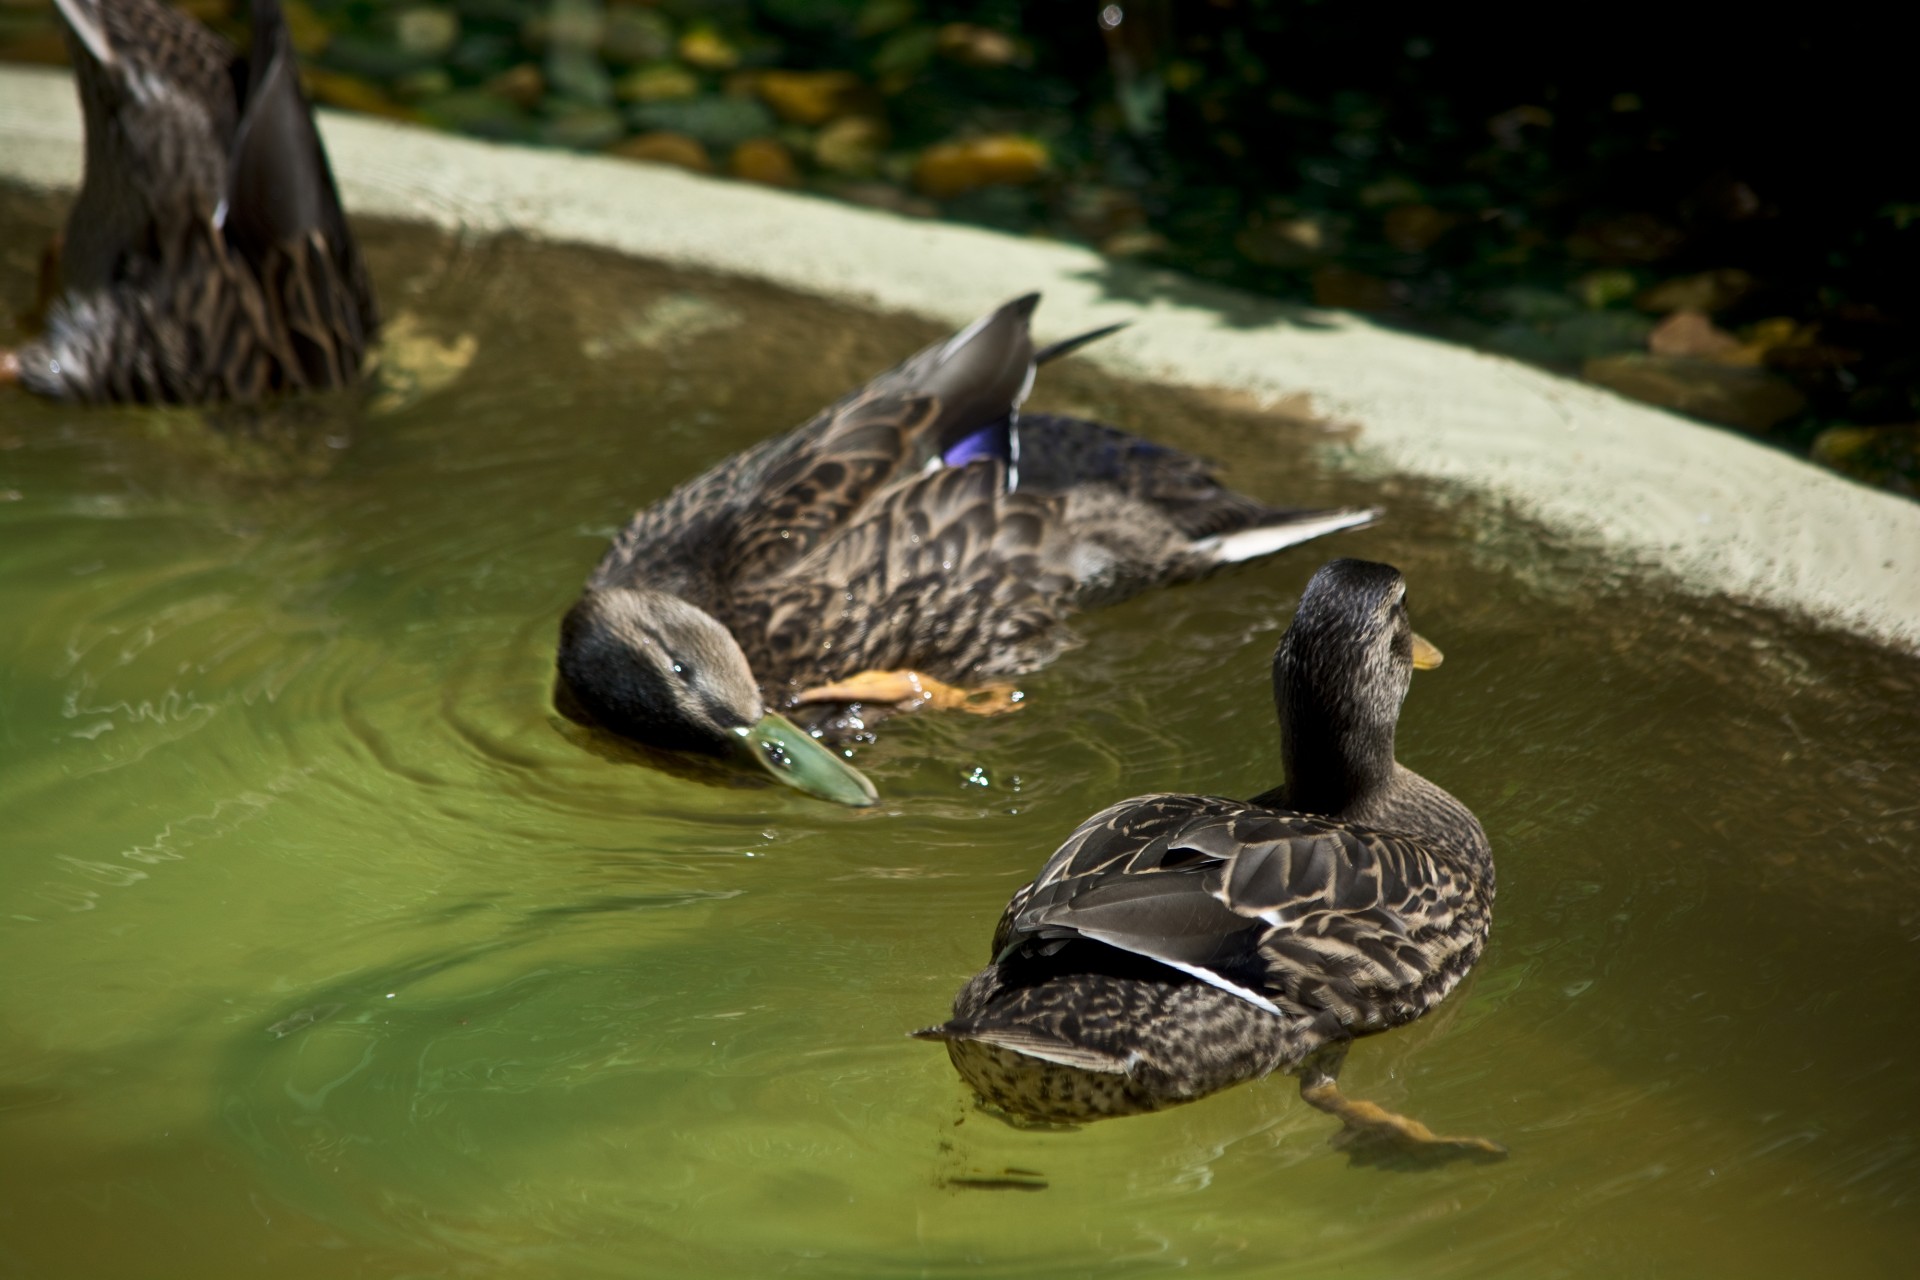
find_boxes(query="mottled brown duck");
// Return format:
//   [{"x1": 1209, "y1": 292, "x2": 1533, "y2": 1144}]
[
  {"x1": 555, "y1": 295, "x2": 1376, "y2": 806},
  {"x1": 915, "y1": 558, "x2": 1504, "y2": 1160},
  {"x1": 0, "y1": 0, "x2": 377, "y2": 404}
]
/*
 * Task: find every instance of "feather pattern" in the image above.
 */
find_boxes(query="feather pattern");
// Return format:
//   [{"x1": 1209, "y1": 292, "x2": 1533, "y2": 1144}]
[
  {"x1": 918, "y1": 559, "x2": 1494, "y2": 1124},
  {"x1": 10, "y1": 0, "x2": 376, "y2": 404},
  {"x1": 560, "y1": 295, "x2": 1377, "y2": 757}
]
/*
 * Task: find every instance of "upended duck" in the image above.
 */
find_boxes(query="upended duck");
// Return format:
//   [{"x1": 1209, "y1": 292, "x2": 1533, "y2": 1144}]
[
  {"x1": 915, "y1": 559, "x2": 1504, "y2": 1160},
  {"x1": 554, "y1": 295, "x2": 1376, "y2": 806},
  {"x1": 0, "y1": 0, "x2": 377, "y2": 403}
]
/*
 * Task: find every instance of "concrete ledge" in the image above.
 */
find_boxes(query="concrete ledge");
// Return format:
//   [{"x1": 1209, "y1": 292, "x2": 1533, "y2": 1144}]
[{"x1": 4, "y1": 64, "x2": 1916, "y2": 650}]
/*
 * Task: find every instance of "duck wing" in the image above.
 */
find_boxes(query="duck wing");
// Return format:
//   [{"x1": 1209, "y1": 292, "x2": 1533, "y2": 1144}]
[
  {"x1": 737, "y1": 459, "x2": 1077, "y2": 684},
  {"x1": 219, "y1": 0, "x2": 377, "y2": 393},
  {"x1": 596, "y1": 295, "x2": 1112, "y2": 593},
  {"x1": 998, "y1": 793, "x2": 1490, "y2": 1036},
  {"x1": 52, "y1": 0, "x2": 236, "y2": 295}
]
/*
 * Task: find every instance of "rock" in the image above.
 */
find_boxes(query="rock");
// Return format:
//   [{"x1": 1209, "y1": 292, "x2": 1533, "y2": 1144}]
[
  {"x1": 1567, "y1": 212, "x2": 1684, "y2": 264},
  {"x1": 1486, "y1": 103, "x2": 1552, "y2": 149},
  {"x1": 1583, "y1": 354, "x2": 1807, "y2": 433},
  {"x1": 1381, "y1": 203, "x2": 1459, "y2": 254},
  {"x1": 547, "y1": 47, "x2": 613, "y2": 106},
  {"x1": 912, "y1": 135, "x2": 1050, "y2": 199},
  {"x1": 602, "y1": 7, "x2": 673, "y2": 64},
  {"x1": 486, "y1": 63, "x2": 546, "y2": 110},
  {"x1": 822, "y1": 181, "x2": 939, "y2": 219},
  {"x1": 872, "y1": 26, "x2": 939, "y2": 80},
  {"x1": 1311, "y1": 265, "x2": 1400, "y2": 312},
  {"x1": 936, "y1": 23, "x2": 1026, "y2": 67},
  {"x1": 813, "y1": 115, "x2": 889, "y2": 176},
  {"x1": 1547, "y1": 310, "x2": 1656, "y2": 363},
  {"x1": 1101, "y1": 228, "x2": 1171, "y2": 257},
  {"x1": 1481, "y1": 285, "x2": 1577, "y2": 324},
  {"x1": 1648, "y1": 310, "x2": 1754, "y2": 364},
  {"x1": 1571, "y1": 269, "x2": 1638, "y2": 310},
  {"x1": 392, "y1": 7, "x2": 460, "y2": 59},
  {"x1": 626, "y1": 95, "x2": 777, "y2": 149},
  {"x1": 1234, "y1": 214, "x2": 1334, "y2": 268},
  {"x1": 392, "y1": 69, "x2": 455, "y2": 101},
  {"x1": 521, "y1": 0, "x2": 600, "y2": 52},
  {"x1": 678, "y1": 27, "x2": 739, "y2": 71},
  {"x1": 319, "y1": 32, "x2": 436, "y2": 81},
  {"x1": 1636, "y1": 269, "x2": 1757, "y2": 315},
  {"x1": 416, "y1": 88, "x2": 532, "y2": 139},
  {"x1": 543, "y1": 105, "x2": 626, "y2": 150},
  {"x1": 729, "y1": 138, "x2": 801, "y2": 187},
  {"x1": 448, "y1": 32, "x2": 517, "y2": 79},
  {"x1": 1358, "y1": 176, "x2": 1424, "y2": 208},
  {"x1": 1809, "y1": 423, "x2": 1920, "y2": 496},
  {"x1": 301, "y1": 69, "x2": 419, "y2": 122},
  {"x1": 617, "y1": 63, "x2": 702, "y2": 103},
  {"x1": 612, "y1": 130, "x2": 713, "y2": 174},
  {"x1": 756, "y1": 70, "x2": 865, "y2": 125},
  {"x1": 281, "y1": 0, "x2": 331, "y2": 56}
]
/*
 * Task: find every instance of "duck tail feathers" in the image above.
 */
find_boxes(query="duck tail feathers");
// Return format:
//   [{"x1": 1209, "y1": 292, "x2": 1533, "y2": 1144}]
[
  {"x1": 1034, "y1": 319, "x2": 1129, "y2": 366},
  {"x1": 1195, "y1": 506, "x2": 1380, "y2": 565},
  {"x1": 910, "y1": 1022, "x2": 1132, "y2": 1074}
]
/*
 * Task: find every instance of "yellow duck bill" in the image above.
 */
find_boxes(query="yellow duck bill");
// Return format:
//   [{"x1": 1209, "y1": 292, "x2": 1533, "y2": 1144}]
[{"x1": 733, "y1": 713, "x2": 878, "y2": 807}]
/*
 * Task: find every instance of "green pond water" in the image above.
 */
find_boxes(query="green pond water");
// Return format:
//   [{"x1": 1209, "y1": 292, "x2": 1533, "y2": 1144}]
[{"x1": 3, "y1": 189, "x2": 1919, "y2": 1278}]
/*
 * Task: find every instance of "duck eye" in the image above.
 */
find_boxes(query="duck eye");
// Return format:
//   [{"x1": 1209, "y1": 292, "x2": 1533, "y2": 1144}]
[{"x1": 670, "y1": 660, "x2": 694, "y2": 681}]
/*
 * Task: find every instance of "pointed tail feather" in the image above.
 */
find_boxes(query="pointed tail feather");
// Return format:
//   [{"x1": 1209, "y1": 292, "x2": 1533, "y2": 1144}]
[
  {"x1": 911, "y1": 1022, "x2": 1132, "y2": 1074},
  {"x1": 1195, "y1": 506, "x2": 1380, "y2": 565},
  {"x1": 1034, "y1": 320, "x2": 1129, "y2": 366}
]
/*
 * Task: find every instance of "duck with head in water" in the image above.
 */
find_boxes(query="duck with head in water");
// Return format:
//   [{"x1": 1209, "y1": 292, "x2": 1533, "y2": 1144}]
[
  {"x1": 915, "y1": 558, "x2": 1504, "y2": 1161},
  {"x1": 555, "y1": 295, "x2": 1378, "y2": 806},
  {"x1": 1, "y1": 0, "x2": 376, "y2": 404}
]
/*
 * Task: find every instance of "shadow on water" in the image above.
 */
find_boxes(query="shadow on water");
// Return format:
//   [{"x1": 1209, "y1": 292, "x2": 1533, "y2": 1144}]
[{"x1": 3, "y1": 183, "x2": 1920, "y2": 1278}]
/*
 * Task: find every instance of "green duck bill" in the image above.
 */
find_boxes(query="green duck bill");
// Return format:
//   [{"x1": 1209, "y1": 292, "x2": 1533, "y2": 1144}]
[{"x1": 731, "y1": 713, "x2": 878, "y2": 808}]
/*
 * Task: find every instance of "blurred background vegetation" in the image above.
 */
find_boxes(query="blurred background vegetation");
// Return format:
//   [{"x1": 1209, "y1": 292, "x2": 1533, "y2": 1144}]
[{"x1": 3, "y1": 0, "x2": 1914, "y2": 495}]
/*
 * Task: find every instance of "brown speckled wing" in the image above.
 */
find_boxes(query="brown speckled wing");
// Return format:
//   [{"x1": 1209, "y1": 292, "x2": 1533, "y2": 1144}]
[
  {"x1": 1001, "y1": 793, "x2": 1491, "y2": 1036},
  {"x1": 735, "y1": 459, "x2": 1077, "y2": 689}
]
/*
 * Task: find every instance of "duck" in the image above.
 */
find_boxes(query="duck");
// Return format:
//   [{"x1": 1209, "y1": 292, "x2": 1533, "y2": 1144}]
[
  {"x1": 914, "y1": 558, "x2": 1505, "y2": 1160},
  {"x1": 0, "y1": 0, "x2": 377, "y2": 404},
  {"x1": 554, "y1": 294, "x2": 1377, "y2": 806}
]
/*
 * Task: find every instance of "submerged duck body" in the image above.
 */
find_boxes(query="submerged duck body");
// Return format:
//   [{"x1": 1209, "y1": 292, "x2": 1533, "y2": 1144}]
[
  {"x1": 1, "y1": 0, "x2": 376, "y2": 404},
  {"x1": 917, "y1": 559, "x2": 1503, "y2": 1158},
  {"x1": 555, "y1": 295, "x2": 1377, "y2": 804}
]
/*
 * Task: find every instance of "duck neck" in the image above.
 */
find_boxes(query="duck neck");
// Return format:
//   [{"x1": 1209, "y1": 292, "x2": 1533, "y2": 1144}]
[{"x1": 1274, "y1": 671, "x2": 1398, "y2": 819}]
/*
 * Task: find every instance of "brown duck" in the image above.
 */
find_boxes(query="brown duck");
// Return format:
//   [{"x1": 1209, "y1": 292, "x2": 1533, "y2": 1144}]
[
  {"x1": 0, "y1": 0, "x2": 376, "y2": 403},
  {"x1": 555, "y1": 295, "x2": 1377, "y2": 806},
  {"x1": 915, "y1": 558, "x2": 1505, "y2": 1160}
]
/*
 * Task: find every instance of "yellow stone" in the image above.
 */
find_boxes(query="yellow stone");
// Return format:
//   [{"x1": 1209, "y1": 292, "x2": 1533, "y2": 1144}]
[
  {"x1": 912, "y1": 135, "x2": 1049, "y2": 199},
  {"x1": 813, "y1": 116, "x2": 888, "y2": 176},
  {"x1": 729, "y1": 138, "x2": 801, "y2": 188},
  {"x1": 612, "y1": 130, "x2": 714, "y2": 174},
  {"x1": 617, "y1": 63, "x2": 702, "y2": 104},
  {"x1": 298, "y1": 69, "x2": 417, "y2": 122},
  {"x1": 677, "y1": 28, "x2": 738, "y2": 71},
  {"x1": 280, "y1": 0, "x2": 332, "y2": 56},
  {"x1": 756, "y1": 70, "x2": 864, "y2": 125}
]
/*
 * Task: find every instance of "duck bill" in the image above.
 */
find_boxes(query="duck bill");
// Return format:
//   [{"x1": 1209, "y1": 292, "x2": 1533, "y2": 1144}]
[
  {"x1": 733, "y1": 713, "x2": 878, "y2": 808},
  {"x1": 1411, "y1": 633, "x2": 1444, "y2": 671}
]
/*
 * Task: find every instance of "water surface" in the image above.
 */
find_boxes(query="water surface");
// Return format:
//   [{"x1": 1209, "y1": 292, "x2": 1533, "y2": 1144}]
[{"x1": 2, "y1": 189, "x2": 1918, "y2": 1278}]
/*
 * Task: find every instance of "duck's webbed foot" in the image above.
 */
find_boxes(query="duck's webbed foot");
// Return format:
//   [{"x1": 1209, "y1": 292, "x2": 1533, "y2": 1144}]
[
  {"x1": 1297, "y1": 1043, "x2": 1507, "y2": 1165},
  {"x1": 793, "y1": 669, "x2": 1023, "y2": 715},
  {"x1": 1, "y1": 350, "x2": 19, "y2": 386}
]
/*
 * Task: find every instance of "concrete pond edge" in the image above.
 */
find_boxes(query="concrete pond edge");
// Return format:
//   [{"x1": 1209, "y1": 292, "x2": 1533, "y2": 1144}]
[{"x1": 4, "y1": 65, "x2": 1916, "y2": 652}]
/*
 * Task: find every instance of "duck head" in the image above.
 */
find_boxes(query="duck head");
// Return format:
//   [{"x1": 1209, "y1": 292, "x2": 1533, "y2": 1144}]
[
  {"x1": 1272, "y1": 558, "x2": 1443, "y2": 815},
  {"x1": 556, "y1": 587, "x2": 878, "y2": 807}
]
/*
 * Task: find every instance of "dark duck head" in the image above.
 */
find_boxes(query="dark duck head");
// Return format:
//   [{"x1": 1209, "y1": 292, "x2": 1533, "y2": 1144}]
[
  {"x1": 1272, "y1": 558, "x2": 1444, "y2": 817},
  {"x1": 557, "y1": 587, "x2": 878, "y2": 808}
]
